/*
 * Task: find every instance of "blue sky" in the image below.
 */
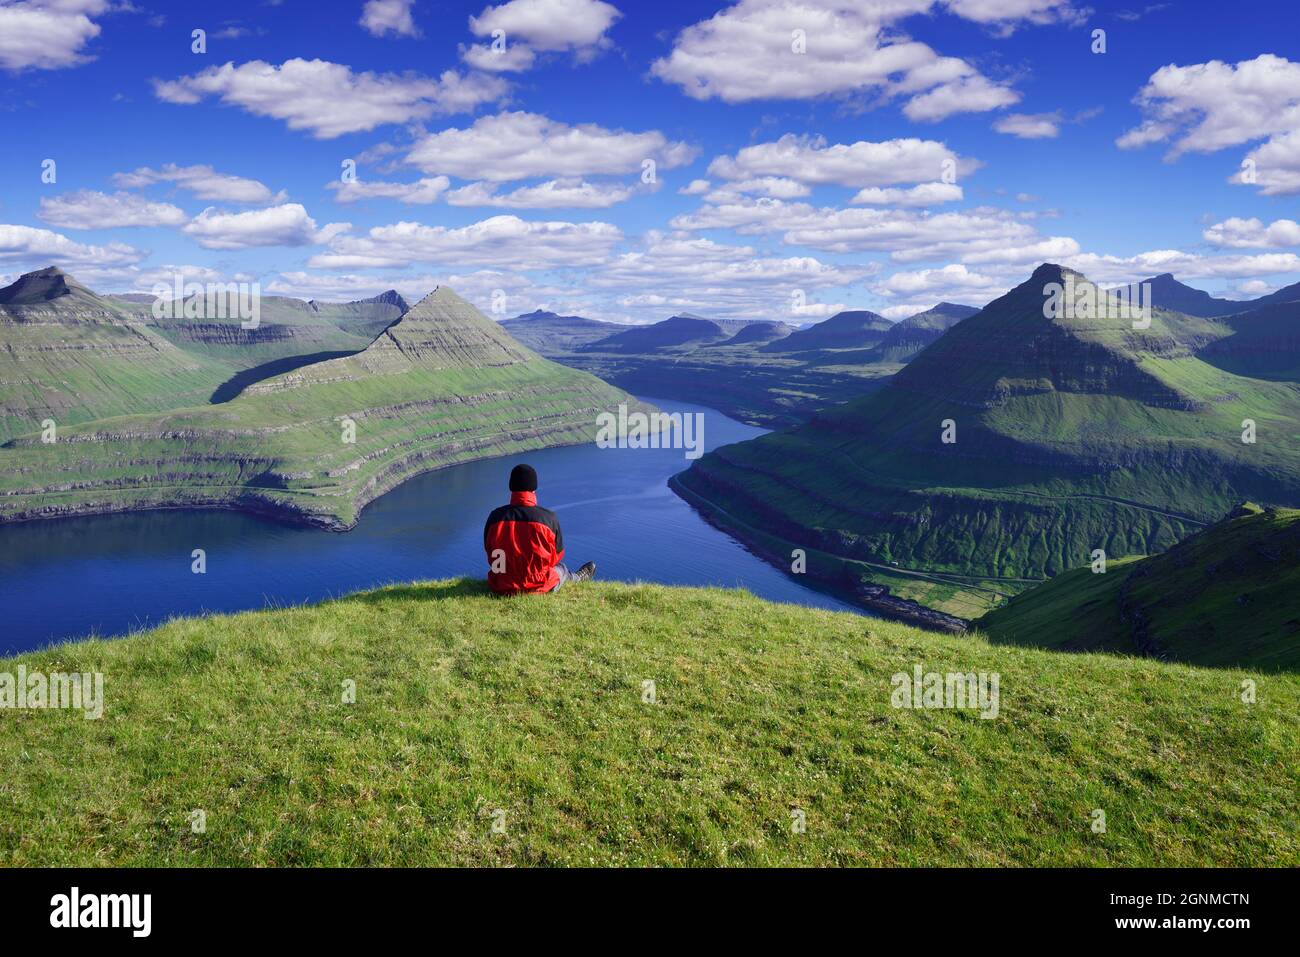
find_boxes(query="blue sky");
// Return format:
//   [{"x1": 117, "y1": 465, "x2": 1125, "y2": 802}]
[{"x1": 1, "y1": 0, "x2": 1298, "y2": 322}]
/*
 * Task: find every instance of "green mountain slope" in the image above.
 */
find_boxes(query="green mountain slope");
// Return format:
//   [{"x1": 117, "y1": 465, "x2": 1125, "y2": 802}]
[
  {"x1": 1, "y1": 579, "x2": 1294, "y2": 866},
  {"x1": 0, "y1": 287, "x2": 646, "y2": 529},
  {"x1": 673, "y1": 264, "x2": 1300, "y2": 619},
  {"x1": 1199, "y1": 301, "x2": 1300, "y2": 381},
  {"x1": 867, "y1": 302, "x2": 979, "y2": 363},
  {"x1": 977, "y1": 504, "x2": 1300, "y2": 670},
  {"x1": 146, "y1": 292, "x2": 403, "y2": 371},
  {"x1": 0, "y1": 268, "x2": 235, "y2": 440}
]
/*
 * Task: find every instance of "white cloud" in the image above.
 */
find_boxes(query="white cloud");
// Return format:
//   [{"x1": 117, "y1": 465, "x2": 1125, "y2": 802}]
[
  {"x1": 38, "y1": 191, "x2": 188, "y2": 229},
  {"x1": 672, "y1": 196, "x2": 1075, "y2": 265},
  {"x1": 445, "y1": 179, "x2": 635, "y2": 208},
  {"x1": 650, "y1": 0, "x2": 1019, "y2": 121},
  {"x1": 961, "y1": 236, "x2": 1080, "y2": 264},
  {"x1": 0, "y1": 0, "x2": 109, "y2": 72},
  {"x1": 902, "y1": 74, "x2": 1019, "y2": 122},
  {"x1": 1118, "y1": 55, "x2": 1300, "y2": 197},
  {"x1": 943, "y1": 0, "x2": 1088, "y2": 33},
  {"x1": 360, "y1": 0, "x2": 419, "y2": 37},
  {"x1": 1118, "y1": 55, "x2": 1300, "y2": 157},
  {"x1": 81, "y1": 263, "x2": 241, "y2": 294},
  {"x1": 0, "y1": 223, "x2": 143, "y2": 267},
  {"x1": 678, "y1": 179, "x2": 711, "y2": 196},
  {"x1": 993, "y1": 111, "x2": 1060, "y2": 139},
  {"x1": 460, "y1": 42, "x2": 536, "y2": 72},
  {"x1": 405, "y1": 111, "x2": 696, "y2": 181},
  {"x1": 871, "y1": 262, "x2": 1003, "y2": 297},
  {"x1": 1231, "y1": 130, "x2": 1300, "y2": 197},
  {"x1": 327, "y1": 176, "x2": 451, "y2": 204},
  {"x1": 586, "y1": 232, "x2": 870, "y2": 323},
  {"x1": 850, "y1": 182, "x2": 963, "y2": 206},
  {"x1": 268, "y1": 269, "x2": 558, "y2": 313},
  {"x1": 707, "y1": 134, "x2": 976, "y2": 188},
  {"x1": 111, "y1": 164, "x2": 284, "y2": 204},
  {"x1": 1202, "y1": 217, "x2": 1300, "y2": 250},
  {"x1": 309, "y1": 215, "x2": 623, "y2": 270},
  {"x1": 468, "y1": 0, "x2": 620, "y2": 50},
  {"x1": 704, "y1": 177, "x2": 812, "y2": 203},
  {"x1": 182, "y1": 204, "x2": 350, "y2": 250},
  {"x1": 1230, "y1": 278, "x2": 1274, "y2": 297},
  {"x1": 154, "y1": 58, "x2": 508, "y2": 138},
  {"x1": 1064, "y1": 249, "x2": 1300, "y2": 283}
]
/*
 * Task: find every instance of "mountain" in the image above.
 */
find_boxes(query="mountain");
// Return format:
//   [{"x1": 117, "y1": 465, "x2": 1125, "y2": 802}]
[
  {"x1": 0, "y1": 265, "x2": 109, "y2": 306},
  {"x1": 0, "y1": 286, "x2": 648, "y2": 529},
  {"x1": 1198, "y1": 300, "x2": 1300, "y2": 381},
  {"x1": 977, "y1": 503, "x2": 1300, "y2": 670},
  {"x1": 1140, "y1": 273, "x2": 1300, "y2": 318},
  {"x1": 145, "y1": 290, "x2": 405, "y2": 370},
  {"x1": 500, "y1": 309, "x2": 624, "y2": 352},
  {"x1": 4, "y1": 578, "x2": 1295, "y2": 865},
  {"x1": 0, "y1": 267, "x2": 232, "y2": 440},
  {"x1": 710, "y1": 320, "x2": 794, "y2": 346},
  {"x1": 582, "y1": 314, "x2": 747, "y2": 353},
  {"x1": 1141, "y1": 273, "x2": 1250, "y2": 317},
  {"x1": 1239, "y1": 278, "x2": 1300, "y2": 309},
  {"x1": 761, "y1": 309, "x2": 893, "y2": 353},
  {"x1": 672, "y1": 263, "x2": 1300, "y2": 620},
  {"x1": 853, "y1": 302, "x2": 979, "y2": 364}
]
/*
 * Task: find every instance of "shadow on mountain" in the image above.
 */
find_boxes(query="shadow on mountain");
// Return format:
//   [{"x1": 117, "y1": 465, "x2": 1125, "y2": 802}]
[{"x1": 209, "y1": 350, "x2": 361, "y2": 403}]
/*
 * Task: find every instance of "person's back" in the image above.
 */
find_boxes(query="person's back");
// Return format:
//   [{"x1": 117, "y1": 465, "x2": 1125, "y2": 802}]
[{"x1": 483, "y1": 464, "x2": 594, "y2": 594}]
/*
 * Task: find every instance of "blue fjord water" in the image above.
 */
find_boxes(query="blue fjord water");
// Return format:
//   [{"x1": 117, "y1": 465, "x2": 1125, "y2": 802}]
[{"x1": 0, "y1": 399, "x2": 858, "y2": 654}]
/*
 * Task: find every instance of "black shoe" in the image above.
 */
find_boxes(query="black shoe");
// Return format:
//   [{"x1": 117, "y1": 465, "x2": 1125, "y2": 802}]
[{"x1": 575, "y1": 561, "x2": 596, "y2": 582}]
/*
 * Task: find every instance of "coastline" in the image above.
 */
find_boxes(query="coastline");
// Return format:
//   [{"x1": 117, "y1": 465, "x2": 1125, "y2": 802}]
[{"x1": 667, "y1": 471, "x2": 971, "y2": 634}]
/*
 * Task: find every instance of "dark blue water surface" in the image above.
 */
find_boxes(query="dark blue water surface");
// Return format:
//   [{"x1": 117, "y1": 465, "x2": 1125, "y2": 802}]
[{"x1": 0, "y1": 399, "x2": 858, "y2": 653}]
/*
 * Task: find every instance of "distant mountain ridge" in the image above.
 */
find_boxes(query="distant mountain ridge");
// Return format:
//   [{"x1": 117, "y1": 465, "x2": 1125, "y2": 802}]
[
  {"x1": 500, "y1": 309, "x2": 624, "y2": 352},
  {"x1": 1140, "y1": 272, "x2": 1300, "y2": 317},
  {"x1": 581, "y1": 314, "x2": 766, "y2": 354},
  {"x1": 762, "y1": 309, "x2": 893, "y2": 353}
]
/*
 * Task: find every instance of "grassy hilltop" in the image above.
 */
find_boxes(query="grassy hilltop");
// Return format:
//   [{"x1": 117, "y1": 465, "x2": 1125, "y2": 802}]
[
  {"x1": 978, "y1": 504, "x2": 1300, "y2": 671},
  {"x1": 0, "y1": 580, "x2": 1295, "y2": 866}
]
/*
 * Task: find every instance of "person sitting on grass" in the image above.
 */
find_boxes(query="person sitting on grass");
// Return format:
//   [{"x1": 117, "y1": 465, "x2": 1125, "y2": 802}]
[{"x1": 484, "y1": 463, "x2": 596, "y2": 594}]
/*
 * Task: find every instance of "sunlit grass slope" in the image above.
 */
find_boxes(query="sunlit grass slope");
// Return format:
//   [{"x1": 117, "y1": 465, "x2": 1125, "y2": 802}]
[{"x1": 0, "y1": 580, "x2": 1295, "y2": 866}]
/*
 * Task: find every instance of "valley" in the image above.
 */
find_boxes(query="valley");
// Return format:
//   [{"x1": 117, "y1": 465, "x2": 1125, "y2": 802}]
[{"x1": 507, "y1": 302, "x2": 977, "y2": 427}]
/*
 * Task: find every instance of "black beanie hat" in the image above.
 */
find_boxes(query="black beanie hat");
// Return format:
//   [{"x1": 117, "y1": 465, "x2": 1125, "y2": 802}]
[{"x1": 509, "y1": 463, "x2": 538, "y2": 492}]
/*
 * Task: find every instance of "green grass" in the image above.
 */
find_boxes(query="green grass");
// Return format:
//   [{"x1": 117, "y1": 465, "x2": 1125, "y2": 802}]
[
  {"x1": 1, "y1": 579, "x2": 1295, "y2": 866},
  {"x1": 979, "y1": 505, "x2": 1300, "y2": 670}
]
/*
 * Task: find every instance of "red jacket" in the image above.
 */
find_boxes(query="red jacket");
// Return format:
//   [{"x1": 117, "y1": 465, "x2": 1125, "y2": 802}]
[{"x1": 484, "y1": 490, "x2": 564, "y2": 593}]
